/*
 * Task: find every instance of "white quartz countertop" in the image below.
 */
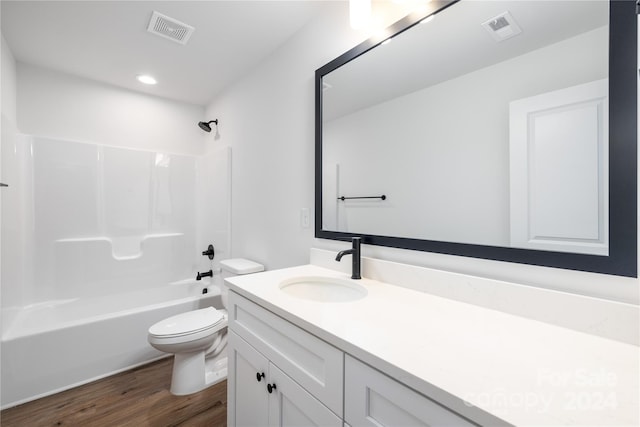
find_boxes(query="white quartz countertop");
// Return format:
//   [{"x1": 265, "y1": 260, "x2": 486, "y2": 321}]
[{"x1": 225, "y1": 264, "x2": 639, "y2": 427}]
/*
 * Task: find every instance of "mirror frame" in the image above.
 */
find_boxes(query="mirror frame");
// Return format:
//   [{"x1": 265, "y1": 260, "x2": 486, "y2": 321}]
[{"x1": 315, "y1": 0, "x2": 637, "y2": 277}]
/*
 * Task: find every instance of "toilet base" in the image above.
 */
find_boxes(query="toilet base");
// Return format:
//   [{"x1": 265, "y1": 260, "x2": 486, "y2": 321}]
[
  {"x1": 170, "y1": 352, "x2": 228, "y2": 395},
  {"x1": 205, "y1": 356, "x2": 228, "y2": 387}
]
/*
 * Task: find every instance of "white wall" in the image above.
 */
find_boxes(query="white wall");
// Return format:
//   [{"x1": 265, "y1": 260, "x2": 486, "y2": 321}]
[
  {"x1": 203, "y1": 3, "x2": 369, "y2": 270},
  {"x1": 1, "y1": 36, "x2": 17, "y2": 124},
  {"x1": 1, "y1": 33, "x2": 18, "y2": 408},
  {"x1": 205, "y1": 3, "x2": 638, "y2": 305},
  {"x1": 17, "y1": 63, "x2": 206, "y2": 155},
  {"x1": 0, "y1": 36, "x2": 19, "y2": 310}
]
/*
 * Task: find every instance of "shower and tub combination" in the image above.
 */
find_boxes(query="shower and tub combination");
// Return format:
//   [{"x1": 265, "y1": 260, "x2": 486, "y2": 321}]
[{"x1": 1, "y1": 133, "x2": 232, "y2": 408}]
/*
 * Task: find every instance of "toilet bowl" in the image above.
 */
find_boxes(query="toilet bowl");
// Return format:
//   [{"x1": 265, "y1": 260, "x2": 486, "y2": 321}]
[
  {"x1": 147, "y1": 258, "x2": 264, "y2": 395},
  {"x1": 148, "y1": 307, "x2": 227, "y2": 395}
]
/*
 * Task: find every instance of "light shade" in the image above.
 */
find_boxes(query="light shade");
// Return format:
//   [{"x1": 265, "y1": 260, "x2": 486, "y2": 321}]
[{"x1": 349, "y1": 0, "x2": 371, "y2": 29}]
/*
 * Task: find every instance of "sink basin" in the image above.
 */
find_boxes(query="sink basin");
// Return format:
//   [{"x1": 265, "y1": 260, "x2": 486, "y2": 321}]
[{"x1": 279, "y1": 276, "x2": 367, "y2": 302}]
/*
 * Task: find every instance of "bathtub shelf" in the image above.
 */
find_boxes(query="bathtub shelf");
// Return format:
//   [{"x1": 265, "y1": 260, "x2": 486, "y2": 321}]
[{"x1": 55, "y1": 233, "x2": 184, "y2": 260}]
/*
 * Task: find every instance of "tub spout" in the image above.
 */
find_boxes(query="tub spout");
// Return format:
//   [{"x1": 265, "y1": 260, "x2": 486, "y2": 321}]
[{"x1": 196, "y1": 270, "x2": 213, "y2": 281}]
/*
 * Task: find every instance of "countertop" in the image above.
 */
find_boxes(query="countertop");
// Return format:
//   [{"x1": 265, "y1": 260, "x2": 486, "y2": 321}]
[{"x1": 225, "y1": 264, "x2": 639, "y2": 426}]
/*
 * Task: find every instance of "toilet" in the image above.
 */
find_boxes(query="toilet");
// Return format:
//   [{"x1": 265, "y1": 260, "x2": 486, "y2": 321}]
[{"x1": 148, "y1": 258, "x2": 264, "y2": 395}]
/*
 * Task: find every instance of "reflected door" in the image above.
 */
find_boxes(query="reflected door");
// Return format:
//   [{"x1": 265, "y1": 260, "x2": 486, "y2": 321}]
[{"x1": 509, "y1": 79, "x2": 608, "y2": 255}]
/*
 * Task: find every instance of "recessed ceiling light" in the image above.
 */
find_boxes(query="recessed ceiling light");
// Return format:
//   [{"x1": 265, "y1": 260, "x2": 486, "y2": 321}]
[{"x1": 137, "y1": 74, "x2": 157, "y2": 85}]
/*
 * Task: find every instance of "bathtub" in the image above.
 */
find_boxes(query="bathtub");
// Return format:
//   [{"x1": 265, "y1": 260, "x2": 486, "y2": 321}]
[{"x1": 1, "y1": 279, "x2": 222, "y2": 409}]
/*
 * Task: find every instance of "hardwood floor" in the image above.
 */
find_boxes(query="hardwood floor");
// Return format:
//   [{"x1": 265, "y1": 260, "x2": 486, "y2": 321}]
[{"x1": 0, "y1": 358, "x2": 227, "y2": 427}]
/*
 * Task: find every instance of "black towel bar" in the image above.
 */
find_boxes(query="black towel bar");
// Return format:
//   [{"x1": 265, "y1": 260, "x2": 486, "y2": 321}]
[{"x1": 337, "y1": 195, "x2": 386, "y2": 201}]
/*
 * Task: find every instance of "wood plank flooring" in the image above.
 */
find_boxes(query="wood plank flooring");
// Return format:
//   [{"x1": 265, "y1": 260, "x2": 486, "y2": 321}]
[{"x1": 0, "y1": 357, "x2": 227, "y2": 427}]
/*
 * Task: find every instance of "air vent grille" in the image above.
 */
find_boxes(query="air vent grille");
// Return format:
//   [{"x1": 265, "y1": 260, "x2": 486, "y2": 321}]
[
  {"x1": 147, "y1": 11, "x2": 195, "y2": 45},
  {"x1": 481, "y1": 11, "x2": 522, "y2": 42}
]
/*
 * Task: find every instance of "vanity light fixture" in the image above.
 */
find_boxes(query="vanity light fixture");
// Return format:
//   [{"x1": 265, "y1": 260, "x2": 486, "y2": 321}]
[
  {"x1": 350, "y1": 0, "x2": 371, "y2": 29},
  {"x1": 136, "y1": 74, "x2": 157, "y2": 85},
  {"x1": 413, "y1": 0, "x2": 434, "y2": 15}
]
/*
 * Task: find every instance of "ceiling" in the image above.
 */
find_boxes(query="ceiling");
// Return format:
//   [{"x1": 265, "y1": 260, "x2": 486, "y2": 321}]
[{"x1": 1, "y1": 1, "x2": 330, "y2": 106}]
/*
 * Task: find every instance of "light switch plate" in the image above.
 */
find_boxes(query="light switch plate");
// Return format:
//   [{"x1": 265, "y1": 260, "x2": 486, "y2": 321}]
[{"x1": 301, "y1": 208, "x2": 310, "y2": 228}]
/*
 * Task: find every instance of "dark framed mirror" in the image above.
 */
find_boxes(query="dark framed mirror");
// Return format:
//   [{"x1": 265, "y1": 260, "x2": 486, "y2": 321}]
[{"x1": 315, "y1": 0, "x2": 637, "y2": 277}]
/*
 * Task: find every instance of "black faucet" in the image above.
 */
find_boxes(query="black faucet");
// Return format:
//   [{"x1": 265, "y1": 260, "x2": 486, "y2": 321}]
[
  {"x1": 196, "y1": 270, "x2": 213, "y2": 281},
  {"x1": 335, "y1": 237, "x2": 361, "y2": 280},
  {"x1": 202, "y1": 244, "x2": 215, "y2": 260}
]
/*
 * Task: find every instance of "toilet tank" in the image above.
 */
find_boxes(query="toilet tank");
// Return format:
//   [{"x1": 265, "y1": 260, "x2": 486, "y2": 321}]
[
  {"x1": 219, "y1": 259, "x2": 264, "y2": 308},
  {"x1": 220, "y1": 258, "x2": 264, "y2": 277}
]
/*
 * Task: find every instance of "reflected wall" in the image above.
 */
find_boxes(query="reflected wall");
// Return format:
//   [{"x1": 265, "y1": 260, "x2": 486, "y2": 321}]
[{"x1": 323, "y1": 25, "x2": 607, "y2": 246}]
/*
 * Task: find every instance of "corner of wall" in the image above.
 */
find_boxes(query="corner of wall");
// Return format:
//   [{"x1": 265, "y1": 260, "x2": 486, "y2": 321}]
[{"x1": 1, "y1": 35, "x2": 18, "y2": 124}]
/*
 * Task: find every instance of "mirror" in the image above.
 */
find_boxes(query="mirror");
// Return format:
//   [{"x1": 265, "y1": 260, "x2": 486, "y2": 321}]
[{"x1": 315, "y1": 0, "x2": 637, "y2": 277}]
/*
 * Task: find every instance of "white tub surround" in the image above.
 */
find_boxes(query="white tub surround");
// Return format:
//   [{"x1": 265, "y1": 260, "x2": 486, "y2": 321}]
[{"x1": 225, "y1": 264, "x2": 639, "y2": 427}]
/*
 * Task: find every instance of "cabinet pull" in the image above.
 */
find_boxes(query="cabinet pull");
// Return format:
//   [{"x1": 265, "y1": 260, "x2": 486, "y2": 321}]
[
  {"x1": 267, "y1": 383, "x2": 277, "y2": 393},
  {"x1": 256, "y1": 372, "x2": 265, "y2": 382}
]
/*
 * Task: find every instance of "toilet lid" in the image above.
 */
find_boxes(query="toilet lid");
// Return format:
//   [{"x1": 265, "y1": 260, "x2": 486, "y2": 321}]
[{"x1": 149, "y1": 306, "x2": 224, "y2": 338}]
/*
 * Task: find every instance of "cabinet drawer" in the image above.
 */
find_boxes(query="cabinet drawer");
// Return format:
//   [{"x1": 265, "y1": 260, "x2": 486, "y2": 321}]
[
  {"x1": 345, "y1": 355, "x2": 477, "y2": 427},
  {"x1": 229, "y1": 291, "x2": 344, "y2": 416}
]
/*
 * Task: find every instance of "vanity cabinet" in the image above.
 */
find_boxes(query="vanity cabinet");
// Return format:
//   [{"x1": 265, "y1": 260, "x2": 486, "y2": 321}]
[
  {"x1": 228, "y1": 292, "x2": 343, "y2": 426},
  {"x1": 228, "y1": 331, "x2": 341, "y2": 426},
  {"x1": 344, "y1": 355, "x2": 478, "y2": 427},
  {"x1": 228, "y1": 290, "x2": 477, "y2": 427}
]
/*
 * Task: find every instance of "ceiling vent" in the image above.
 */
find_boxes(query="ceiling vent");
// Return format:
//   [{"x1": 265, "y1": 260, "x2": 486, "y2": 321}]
[
  {"x1": 481, "y1": 11, "x2": 522, "y2": 42},
  {"x1": 147, "y1": 11, "x2": 195, "y2": 45}
]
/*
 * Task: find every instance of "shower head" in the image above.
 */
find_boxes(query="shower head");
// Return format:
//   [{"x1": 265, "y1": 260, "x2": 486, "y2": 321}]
[{"x1": 198, "y1": 119, "x2": 218, "y2": 133}]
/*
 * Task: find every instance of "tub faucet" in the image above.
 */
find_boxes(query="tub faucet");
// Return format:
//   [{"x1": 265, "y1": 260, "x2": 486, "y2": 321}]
[
  {"x1": 202, "y1": 244, "x2": 215, "y2": 260},
  {"x1": 196, "y1": 270, "x2": 213, "y2": 281},
  {"x1": 335, "y1": 237, "x2": 361, "y2": 280}
]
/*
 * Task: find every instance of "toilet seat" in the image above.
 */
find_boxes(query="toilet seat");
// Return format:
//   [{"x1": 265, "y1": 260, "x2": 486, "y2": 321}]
[{"x1": 149, "y1": 306, "x2": 224, "y2": 339}]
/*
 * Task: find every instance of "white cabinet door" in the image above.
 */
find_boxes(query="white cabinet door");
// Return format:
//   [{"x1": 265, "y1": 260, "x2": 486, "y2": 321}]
[
  {"x1": 268, "y1": 363, "x2": 342, "y2": 427},
  {"x1": 229, "y1": 292, "x2": 344, "y2": 415},
  {"x1": 344, "y1": 356, "x2": 477, "y2": 427},
  {"x1": 228, "y1": 331, "x2": 270, "y2": 427},
  {"x1": 229, "y1": 329, "x2": 343, "y2": 427},
  {"x1": 509, "y1": 79, "x2": 608, "y2": 255}
]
